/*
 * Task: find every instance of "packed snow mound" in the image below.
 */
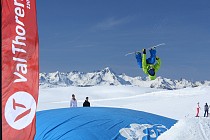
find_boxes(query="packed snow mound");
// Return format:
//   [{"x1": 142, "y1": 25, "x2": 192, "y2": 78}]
[
  {"x1": 39, "y1": 67, "x2": 210, "y2": 89},
  {"x1": 35, "y1": 107, "x2": 176, "y2": 140},
  {"x1": 158, "y1": 117, "x2": 210, "y2": 140}
]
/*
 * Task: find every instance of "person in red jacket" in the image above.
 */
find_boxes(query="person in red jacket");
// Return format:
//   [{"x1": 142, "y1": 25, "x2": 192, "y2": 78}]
[{"x1": 195, "y1": 102, "x2": 200, "y2": 117}]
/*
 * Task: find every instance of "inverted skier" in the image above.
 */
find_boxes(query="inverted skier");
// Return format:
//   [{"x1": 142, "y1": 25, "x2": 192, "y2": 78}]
[{"x1": 135, "y1": 48, "x2": 161, "y2": 80}]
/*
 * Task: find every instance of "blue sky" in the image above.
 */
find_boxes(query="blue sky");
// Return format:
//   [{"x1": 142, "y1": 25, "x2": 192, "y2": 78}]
[{"x1": 37, "y1": 0, "x2": 210, "y2": 81}]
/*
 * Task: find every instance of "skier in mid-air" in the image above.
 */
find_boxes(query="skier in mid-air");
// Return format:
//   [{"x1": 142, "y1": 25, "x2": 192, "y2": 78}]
[{"x1": 135, "y1": 48, "x2": 161, "y2": 80}]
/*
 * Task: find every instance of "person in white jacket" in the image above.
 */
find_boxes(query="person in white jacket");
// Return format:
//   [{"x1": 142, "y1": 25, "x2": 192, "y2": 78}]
[{"x1": 70, "y1": 94, "x2": 77, "y2": 107}]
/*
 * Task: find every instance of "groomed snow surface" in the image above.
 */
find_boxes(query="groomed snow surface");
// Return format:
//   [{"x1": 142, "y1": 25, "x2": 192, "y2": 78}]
[
  {"x1": 158, "y1": 117, "x2": 210, "y2": 140},
  {"x1": 38, "y1": 85, "x2": 210, "y2": 140}
]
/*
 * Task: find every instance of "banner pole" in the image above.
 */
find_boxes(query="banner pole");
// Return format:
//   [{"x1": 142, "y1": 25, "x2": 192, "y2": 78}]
[{"x1": 0, "y1": 0, "x2": 2, "y2": 139}]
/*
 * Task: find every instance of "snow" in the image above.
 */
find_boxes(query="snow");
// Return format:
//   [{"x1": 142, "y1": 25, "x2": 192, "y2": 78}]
[
  {"x1": 37, "y1": 85, "x2": 210, "y2": 140},
  {"x1": 158, "y1": 117, "x2": 210, "y2": 140}
]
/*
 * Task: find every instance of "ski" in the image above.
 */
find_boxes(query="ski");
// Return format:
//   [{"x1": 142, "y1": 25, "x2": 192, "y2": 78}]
[
  {"x1": 147, "y1": 43, "x2": 165, "y2": 50},
  {"x1": 125, "y1": 51, "x2": 136, "y2": 56},
  {"x1": 125, "y1": 43, "x2": 166, "y2": 56}
]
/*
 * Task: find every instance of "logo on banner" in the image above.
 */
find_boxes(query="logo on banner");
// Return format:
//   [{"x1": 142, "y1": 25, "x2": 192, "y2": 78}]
[{"x1": 5, "y1": 91, "x2": 36, "y2": 130}]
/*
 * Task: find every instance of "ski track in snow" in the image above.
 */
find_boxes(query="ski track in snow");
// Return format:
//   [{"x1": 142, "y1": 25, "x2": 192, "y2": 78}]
[{"x1": 198, "y1": 118, "x2": 208, "y2": 140}]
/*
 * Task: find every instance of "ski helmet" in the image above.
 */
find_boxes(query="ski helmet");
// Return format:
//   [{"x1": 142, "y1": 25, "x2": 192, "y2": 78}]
[{"x1": 148, "y1": 68, "x2": 155, "y2": 76}]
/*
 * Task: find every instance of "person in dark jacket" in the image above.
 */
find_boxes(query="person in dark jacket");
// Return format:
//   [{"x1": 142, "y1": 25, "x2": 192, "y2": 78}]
[
  {"x1": 83, "y1": 97, "x2": 90, "y2": 107},
  {"x1": 204, "y1": 103, "x2": 209, "y2": 117}
]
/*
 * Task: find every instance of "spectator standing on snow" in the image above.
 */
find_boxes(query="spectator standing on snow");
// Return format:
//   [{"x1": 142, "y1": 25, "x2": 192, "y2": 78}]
[
  {"x1": 204, "y1": 103, "x2": 209, "y2": 117},
  {"x1": 195, "y1": 102, "x2": 200, "y2": 117},
  {"x1": 83, "y1": 97, "x2": 90, "y2": 107},
  {"x1": 70, "y1": 94, "x2": 77, "y2": 107}
]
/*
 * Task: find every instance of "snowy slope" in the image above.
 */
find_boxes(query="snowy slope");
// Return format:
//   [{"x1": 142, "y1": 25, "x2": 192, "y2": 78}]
[
  {"x1": 39, "y1": 67, "x2": 210, "y2": 89},
  {"x1": 158, "y1": 117, "x2": 210, "y2": 140},
  {"x1": 37, "y1": 82, "x2": 210, "y2": 139},
  {"x1": 38, "y1": 85, "x2": 210, "y2": 120}
]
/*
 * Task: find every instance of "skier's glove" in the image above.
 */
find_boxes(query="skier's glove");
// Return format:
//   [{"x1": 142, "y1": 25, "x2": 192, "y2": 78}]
[
  {"x1": 142, "y1": 49, "x2": 146, "y2": 54},
  {"x1": 135, "y1": 51, "x2": 141, "y2": 55}
]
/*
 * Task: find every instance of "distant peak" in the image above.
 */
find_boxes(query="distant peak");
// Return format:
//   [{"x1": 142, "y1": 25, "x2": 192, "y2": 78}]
[{"x1": 103, "y1": 67, "x2": 114, "y2": 72}]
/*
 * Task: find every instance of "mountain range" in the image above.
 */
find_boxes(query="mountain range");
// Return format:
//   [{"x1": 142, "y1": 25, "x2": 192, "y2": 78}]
[{"x1": 39, "y1": 67, "x2": 210, "y2": 90}]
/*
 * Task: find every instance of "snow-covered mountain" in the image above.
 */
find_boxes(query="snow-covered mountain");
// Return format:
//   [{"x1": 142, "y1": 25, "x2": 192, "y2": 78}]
[{"x1": 39, "y1": 67, "x2": 210, "y2": 89}]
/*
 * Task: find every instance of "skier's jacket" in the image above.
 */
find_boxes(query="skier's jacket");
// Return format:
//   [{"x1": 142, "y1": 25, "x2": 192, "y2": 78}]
[
  {"x1": 70, "y1": 99, "x2": 77, "y2": 107},
  {"x1": 83, "y1": 100, "x2": 90, "y2": 107},
  {"x1": 204, "y1": 104, "x2": 209, "y2": 111},
  {"x1": 142, "y1": 53, "x2": 161, "y2": 80}
]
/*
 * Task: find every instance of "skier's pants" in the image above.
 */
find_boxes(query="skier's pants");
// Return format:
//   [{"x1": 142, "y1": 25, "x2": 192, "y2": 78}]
[
  {"x1": 135, "y1": 49, "x2": 156, "y2": 68},
  {"x1": 204, "y1": 110, "x2": 208, "y2": 117},
  {"x1": 146, "y1": 49, "x2": 156, "y2": 64}
]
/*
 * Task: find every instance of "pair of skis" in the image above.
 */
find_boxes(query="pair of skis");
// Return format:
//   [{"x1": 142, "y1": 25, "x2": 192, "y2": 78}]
[{"x1": 125, "y1": 43, "x2": 166, "y2": 56}]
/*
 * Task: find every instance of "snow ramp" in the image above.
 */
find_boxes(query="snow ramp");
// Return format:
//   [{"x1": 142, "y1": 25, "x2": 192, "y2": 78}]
[{"x1": 35, "y1": 107, "x2": 176, "y2": 140}]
